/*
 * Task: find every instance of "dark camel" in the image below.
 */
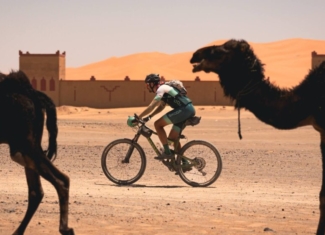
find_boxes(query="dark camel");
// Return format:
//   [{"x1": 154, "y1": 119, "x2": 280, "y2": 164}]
[
  {"x1": 0, "y1": 70, "x2": 74, "y2": 235},
  {"x1": 190, "y1": 39, "x2": 325, "y2": 234}
]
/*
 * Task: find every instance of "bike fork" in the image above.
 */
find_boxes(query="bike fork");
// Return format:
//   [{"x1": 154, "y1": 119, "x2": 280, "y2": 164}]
[
  {"x1": 122, "y1": 145, "x2": 134, "y2": 163},
  {"x1": 122, "y1": 135, "x2": 140, "y2": 163}
]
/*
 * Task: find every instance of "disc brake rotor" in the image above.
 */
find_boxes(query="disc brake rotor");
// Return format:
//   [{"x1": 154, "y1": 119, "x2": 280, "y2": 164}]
[{"x1": 193, "y1": 157, "x2": 206, "y2": 171}]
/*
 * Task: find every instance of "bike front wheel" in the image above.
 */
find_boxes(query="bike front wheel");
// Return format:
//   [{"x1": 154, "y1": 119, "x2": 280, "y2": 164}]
[
  {"x1": 101, "y1": 138, "x2": 146, "y2": 185},
  {"x1": 176, "y1": 140, "x2": 222, "y2": 187}
]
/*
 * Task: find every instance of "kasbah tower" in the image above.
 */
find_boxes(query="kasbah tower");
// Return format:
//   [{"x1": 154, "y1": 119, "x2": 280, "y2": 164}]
[
  {"x1": 19, "y1": 50, "x2": 325, "y2": 108},
  {"x1": 312, "y1": 51, "x2": 325, "y2": 69},
  {"x1": 19, "y1": 50, "x2": 65, "y2": 106}
]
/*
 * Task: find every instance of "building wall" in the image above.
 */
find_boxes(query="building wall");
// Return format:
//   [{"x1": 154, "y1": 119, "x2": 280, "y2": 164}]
[
  {"x1": 18, "y1": 50, "x2": 233, "y2": 108},
  {"x1": 59, "y1": 80, "x2": 233, "y2": 108}
]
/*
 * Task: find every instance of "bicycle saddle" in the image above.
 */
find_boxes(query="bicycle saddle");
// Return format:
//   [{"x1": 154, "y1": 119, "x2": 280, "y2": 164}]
[{"x1": 185, "y1": 116, "x2": 201, "y2": 126}]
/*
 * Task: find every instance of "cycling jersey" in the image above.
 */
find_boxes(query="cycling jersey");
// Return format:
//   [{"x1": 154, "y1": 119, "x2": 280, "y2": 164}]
[
  {"x1": 154, "y1": 84, "x2": 192, "y2": 109},
  {"x1": 152, "y1": 84, "x2": 195, "y2": 130}
]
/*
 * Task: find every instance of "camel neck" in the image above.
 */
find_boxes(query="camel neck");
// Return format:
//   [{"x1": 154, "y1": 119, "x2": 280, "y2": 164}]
[{"x1": 235, "y1": 80, "x2": 311, "y2": 129}]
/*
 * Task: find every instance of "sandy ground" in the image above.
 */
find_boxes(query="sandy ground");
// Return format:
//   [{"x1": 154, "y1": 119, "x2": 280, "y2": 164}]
[{"x1": 0, "y1": 105, "x2": 322, "y2": 235}]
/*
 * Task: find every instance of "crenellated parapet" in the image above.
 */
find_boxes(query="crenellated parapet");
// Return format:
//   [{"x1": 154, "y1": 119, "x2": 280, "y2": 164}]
[{"x1": 19, "y1": 50, "x2": 66, "y2": 57}]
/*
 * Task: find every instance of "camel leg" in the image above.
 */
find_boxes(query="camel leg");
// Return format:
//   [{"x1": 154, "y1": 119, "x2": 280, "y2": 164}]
[
  {"x1": 12, "y1": 168, "x2": 44, "y2": 235},
  {"x1": 317, "y1": 139, "x2": 325, "y2": 235},
  {"x1": 35, "y1": 158, "x2": 75, "y2": 235},
  {"x1": 10, "y1": 148, "x2": 74, "y2": 235}
]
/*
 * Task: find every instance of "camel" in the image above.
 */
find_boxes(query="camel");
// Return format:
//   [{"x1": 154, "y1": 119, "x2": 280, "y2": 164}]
[
  {"x1": 190, "y1": 39, "x2": 325, "y2": 235},
  {"x1": 0, "y1": 70, "x2": 74, "y2": 235}
]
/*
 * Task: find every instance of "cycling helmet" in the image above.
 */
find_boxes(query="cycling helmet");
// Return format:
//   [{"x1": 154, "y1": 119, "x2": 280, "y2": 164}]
[
  {"x1": 145, "y1": 73, "x2": 160, "y2": 84},
  {"x1": 145, "y1": 73, "x2": 160, "y2": 92},
  {"x1": 127, "y1": 116, "x2": 137, "y2": 127}
]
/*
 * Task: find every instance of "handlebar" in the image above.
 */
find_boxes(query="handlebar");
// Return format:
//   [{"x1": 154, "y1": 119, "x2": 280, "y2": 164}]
[{"x1": 133, "y1": 114, "x2": 145, "y2": 125}]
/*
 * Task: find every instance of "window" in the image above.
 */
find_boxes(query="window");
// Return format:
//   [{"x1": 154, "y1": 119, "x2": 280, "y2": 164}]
[
  {"x1": 41, "y1": 78, "x2": 46, "y2": 91},
  {"x1": 50, "y1": 78, "x2": 55, "y2": 91},
  {"x1": 31, "y1": 78, "x2": 37, "y2": 89}
]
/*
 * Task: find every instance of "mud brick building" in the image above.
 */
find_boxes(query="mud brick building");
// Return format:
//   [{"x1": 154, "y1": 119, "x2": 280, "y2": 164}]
[{"x1": 19, "y1": 50, "x2": 324, "y2": 108}]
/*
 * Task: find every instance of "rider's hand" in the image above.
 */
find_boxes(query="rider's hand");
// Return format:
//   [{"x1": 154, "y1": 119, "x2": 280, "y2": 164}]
[
  {"x1": 132, "y1": 116, "x2": 139, "y2": 124},
  {"x1": 143, "y1": 115, "x2": 152, "y2": 122}
]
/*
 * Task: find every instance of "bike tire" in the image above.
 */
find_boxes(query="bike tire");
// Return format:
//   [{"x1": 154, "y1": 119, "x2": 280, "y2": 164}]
[
  {"x1": 176, "y1": 140, "x2": 222, "y2": 187},
  {"x1": 101, "y1": 138, "x2": 146, "y2": 185}
]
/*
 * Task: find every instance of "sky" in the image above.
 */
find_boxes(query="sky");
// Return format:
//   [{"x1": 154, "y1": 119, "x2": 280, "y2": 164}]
[{"x1": 0, "y1": 0, "x2": 324, "y2": 73}]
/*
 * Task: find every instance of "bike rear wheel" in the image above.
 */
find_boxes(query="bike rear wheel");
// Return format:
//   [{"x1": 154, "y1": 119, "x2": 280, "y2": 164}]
[
  {"x1": 101, "y1": 139, "x2": 146, "y2": 185},
  {"x1": 176, "y1": 140, "x2": 222, "y2": 187}
]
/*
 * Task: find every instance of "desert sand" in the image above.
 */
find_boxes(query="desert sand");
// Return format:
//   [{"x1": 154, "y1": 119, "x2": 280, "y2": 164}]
[
  {"x1": 0, "y1": 105, "x2": 321, "y2": 235},
  {"x1": 66, "y1": 38, "x2": 325, "y2": 88}
]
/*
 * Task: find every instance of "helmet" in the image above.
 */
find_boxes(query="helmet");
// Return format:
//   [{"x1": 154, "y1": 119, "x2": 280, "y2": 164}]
[
  {"x1": 127, "y1": 116, "x2": 137, "y2": 127},
  {"x1": 145, "y1": 73, "x2": 160, "y2": 84}
]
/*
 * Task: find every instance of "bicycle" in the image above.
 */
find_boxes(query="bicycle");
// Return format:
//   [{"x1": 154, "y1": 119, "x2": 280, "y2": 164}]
[{"x1": 101, "y1": 114, "x2": 222, "y2": 187}]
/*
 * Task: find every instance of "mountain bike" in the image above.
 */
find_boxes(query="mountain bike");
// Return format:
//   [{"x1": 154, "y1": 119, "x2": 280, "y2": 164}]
[{"x1": 101, "y1": 114, "x2": 222, "y2": 187}]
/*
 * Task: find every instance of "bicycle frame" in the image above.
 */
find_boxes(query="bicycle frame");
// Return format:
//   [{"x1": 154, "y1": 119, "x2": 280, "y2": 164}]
[
  {"x1": 102, "y1": 114, "x2": 222, "y2": 187},
  {"x1": 128, "y1": 114, "x2": 193, "y2": 172}
]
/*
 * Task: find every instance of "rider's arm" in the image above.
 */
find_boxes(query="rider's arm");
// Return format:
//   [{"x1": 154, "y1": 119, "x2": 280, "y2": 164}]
[
  {"x1": 149, "y1": 101, "x2": 166, "y2": 118},
  {"x1": 138, "y1": 99, "x2": 160, "y2": 118},
  {"x1": 139, "y1": 85, "x2": 169, "y2": 119}
]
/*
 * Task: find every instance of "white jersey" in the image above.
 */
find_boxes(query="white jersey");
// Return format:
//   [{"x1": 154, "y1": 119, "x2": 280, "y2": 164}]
[{"x1": 154, "y1": 84, "x2": 178, "y2": 101}]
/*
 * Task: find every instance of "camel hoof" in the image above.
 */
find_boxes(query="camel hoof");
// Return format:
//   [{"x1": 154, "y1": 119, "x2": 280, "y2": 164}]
[{"x1": 60, "y1": 228, "x2": 75, "y2": 235}]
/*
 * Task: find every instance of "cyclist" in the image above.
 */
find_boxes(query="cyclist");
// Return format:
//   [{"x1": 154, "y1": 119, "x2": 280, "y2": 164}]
[{"x1": 135, "y1": 73, "x2": 195, "y2": 160}]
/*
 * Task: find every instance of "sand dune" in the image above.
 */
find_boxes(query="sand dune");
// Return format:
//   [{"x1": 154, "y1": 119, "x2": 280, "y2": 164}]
[{"x1": 66, "y1": 38, "x2": 325, "y2": 88}]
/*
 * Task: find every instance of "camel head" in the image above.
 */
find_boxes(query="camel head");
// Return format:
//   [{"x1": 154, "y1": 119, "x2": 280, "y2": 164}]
[
  {"x1": 190, "y1": 45, "x2": 226, "y2": 73},
  {"x1": 190, "y1": 39, "x2": 254, "y2": 73},
  {"x1": 190, "y1": 39, "x2": 265, "y2": 99}
]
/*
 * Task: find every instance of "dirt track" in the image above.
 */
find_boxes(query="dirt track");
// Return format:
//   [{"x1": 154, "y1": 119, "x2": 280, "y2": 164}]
[{"x1": 0, "y1": 106, "x2": 321, "y2": 235}]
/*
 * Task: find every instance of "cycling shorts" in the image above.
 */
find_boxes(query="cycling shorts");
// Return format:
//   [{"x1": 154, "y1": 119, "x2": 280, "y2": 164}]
[{"x1": 163, "y1": 103, "x2": 195, "y2": 131}]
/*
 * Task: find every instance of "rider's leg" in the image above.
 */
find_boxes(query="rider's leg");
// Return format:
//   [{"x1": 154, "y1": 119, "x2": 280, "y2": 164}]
[
  {"x1": 169, "y1": 123, "x2": 193, "y2": 174},
  {"x1": 154, "y1": 105, "x2": 195, "y2": 160},
  {"x1": 154, "y1": 117, "x2": 172, "y2": 156},
  {"x1": 168, "y1": 125, "x2": 182, "y2": 152},
  {"x1": 166, "y1": 104, "x2": 195, "y2": 152}
]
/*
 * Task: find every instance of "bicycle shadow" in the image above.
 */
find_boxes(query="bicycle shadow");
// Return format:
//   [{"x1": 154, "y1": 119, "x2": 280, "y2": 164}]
[
  {"x1": 94, "y1": 182, "x2": 216, "y2": 188},
  {"x1": 94, "y1": 182, "x2": 186, "y2": 188}
]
